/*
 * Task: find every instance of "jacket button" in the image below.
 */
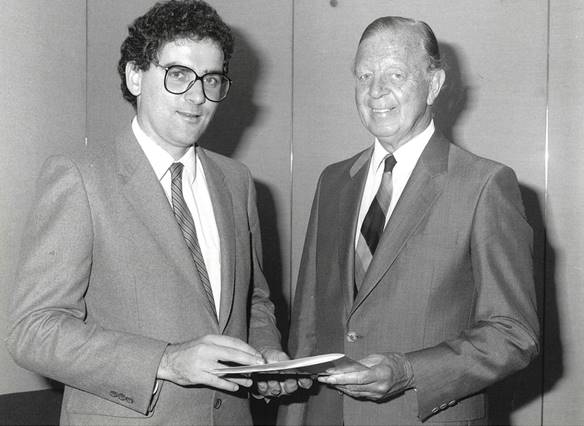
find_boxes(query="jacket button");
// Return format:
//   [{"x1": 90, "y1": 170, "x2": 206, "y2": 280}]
[
  {"x1": 439, "y1": 403, "x2": 448, "y2": 410},
  {"x1": 109, "y1": 391, "x2": 118, "y2": 398},
  {"x1": 214, "y1": 398, "x2": 222, "y2": 409},
  {"x1": 346, "y1": 331, "x2": 358, "y2": 342}
]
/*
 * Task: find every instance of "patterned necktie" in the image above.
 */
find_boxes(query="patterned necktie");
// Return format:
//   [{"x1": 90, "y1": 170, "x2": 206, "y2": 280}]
[
  {"x1": 169, "y1": 162, "x2": 218, "y2": 320},
  {"x1": 354, "y1": 155, "x2": 397, "y2": 293}
]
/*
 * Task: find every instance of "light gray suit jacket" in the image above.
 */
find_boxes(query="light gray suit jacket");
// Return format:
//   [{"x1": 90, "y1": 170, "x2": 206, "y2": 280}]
[
  {"x1": 278, "y1": 132, "x2": 539, "y2": 426},
  {"x1": 7, "y1": 128, "x2": 282, "y2": 425}
]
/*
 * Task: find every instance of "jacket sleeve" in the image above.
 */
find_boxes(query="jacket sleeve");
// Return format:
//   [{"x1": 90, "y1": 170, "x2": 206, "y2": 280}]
[
  {"x1": 406, "y1": 165, "x2": 540, "y2": 421},
  {"x1": 287, "y1": 173, "x2": 323, "y2": 359},
  {"x1": 276, "y1": 173, "x2": 324, "y2": 426},
  {"x1": 245, "y1": 170, "x2": 283, "y2": 353},
  {"x1": 6, "y1": 156, "x2": 168, "y2": 415}
]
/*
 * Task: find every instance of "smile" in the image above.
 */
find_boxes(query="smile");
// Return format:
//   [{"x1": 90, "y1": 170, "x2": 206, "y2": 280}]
[
  {"x1": 371, "y1": 106, "x2": 397, "y2": 114},
  {"x1": 177, "y1": 111, "x2": 202, "y2": 120}
]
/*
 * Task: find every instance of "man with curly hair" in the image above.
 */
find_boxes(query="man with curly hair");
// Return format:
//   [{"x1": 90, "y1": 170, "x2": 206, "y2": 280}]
[{"x1": 7, "y1": 1, "x2": 302, "y2": 424}]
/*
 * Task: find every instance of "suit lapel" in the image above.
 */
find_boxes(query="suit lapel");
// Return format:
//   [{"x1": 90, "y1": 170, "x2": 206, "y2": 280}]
[
  {"x1": 337, "y1": 148, "x2": 372, "y2": 317},
  {"x1": 116, "y1": 129, "x2": 201, "y2": 286},
  {"x1": 197, "y1": 148, "x2": 236, "y2": 333},
  {"x1": 351, "y1": 132, "x2": 450, "y2": 313},
  {"x1": 116, "y1": 130, "x2": 218, "y2": 322}
]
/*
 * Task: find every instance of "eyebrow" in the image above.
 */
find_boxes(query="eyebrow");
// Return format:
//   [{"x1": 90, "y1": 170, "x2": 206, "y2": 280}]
[{"x1": 158, "y1": 61, "x2": 223, "y2": 74}]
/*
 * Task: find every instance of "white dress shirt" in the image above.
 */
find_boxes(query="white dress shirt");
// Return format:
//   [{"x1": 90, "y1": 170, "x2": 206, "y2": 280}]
[
  {"x1": 132, "y1": 117, "x2": 222, "y2": 316},
  {"x1": 355, "y1": 120, "x2": 435, "y2": 248}
]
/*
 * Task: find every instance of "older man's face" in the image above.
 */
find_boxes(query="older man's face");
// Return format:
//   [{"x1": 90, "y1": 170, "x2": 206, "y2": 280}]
[{"x1": 354, "y1": 28, "x2": 441, "y2": 152}]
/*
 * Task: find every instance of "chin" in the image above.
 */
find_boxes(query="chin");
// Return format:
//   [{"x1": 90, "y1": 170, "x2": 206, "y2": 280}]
[{"x1": 370, "y1": 127, "x2": 400, "y2": 139}]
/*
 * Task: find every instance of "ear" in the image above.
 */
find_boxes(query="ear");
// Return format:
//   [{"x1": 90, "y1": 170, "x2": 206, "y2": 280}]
[
  {"x1": 427, "y1": 68, "x2": 445, "y2": 105},
  {"x1": 125, "y1": 62, "x2": 142, "y2": 97}
]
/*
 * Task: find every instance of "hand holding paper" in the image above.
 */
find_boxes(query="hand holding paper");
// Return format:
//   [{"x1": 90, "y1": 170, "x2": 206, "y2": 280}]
[
  {"x1": 212, "y1": 352, "x2": 366, "y2": 399},
  {"x1": 253, "y1": 350, "x2": 313, "y2": 399},
  {"x1": 318, "y1": 353, "x2": 414, "y2": 401}
]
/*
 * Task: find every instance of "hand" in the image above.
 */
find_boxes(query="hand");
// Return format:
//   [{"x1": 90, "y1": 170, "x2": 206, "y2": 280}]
[
  {"x1": 157, "y1": 335, "x2": 265, "y2": 392},
  {"x1": 318, "y1": 353, "x2": 413, "y2": 401},
  {"x1": 254, "y1": 349, "x2": 313, "y2": 399}
]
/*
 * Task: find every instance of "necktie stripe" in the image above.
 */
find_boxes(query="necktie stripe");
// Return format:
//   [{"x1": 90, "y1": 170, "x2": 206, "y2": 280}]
[
  {"x1": 361, "y1": 200, "x2": 384, "y2": 252},
  {"x1": 354, "y1": 155, "x2": 396, "y2": 295},
  {"x1": 169, "y1": 162, "x2": 218, "y2": 320},
  {"x1": 173, "y1": 206, "x2": 194, "y2": 227},
  {"x1": 375, "y1": 185, "x2": 392, "y2": 210}
]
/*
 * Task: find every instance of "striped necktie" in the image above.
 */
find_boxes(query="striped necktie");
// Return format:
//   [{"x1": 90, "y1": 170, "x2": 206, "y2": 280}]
[
  {"x1": 169, "y1": 162, "x2": 218, "y2": 320},
  {"x1": 354, "y1": 155, "x2": 397, "y2": 294}
]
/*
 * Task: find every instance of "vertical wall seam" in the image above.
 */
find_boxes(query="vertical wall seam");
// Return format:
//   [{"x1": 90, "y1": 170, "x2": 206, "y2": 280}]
[
  {"x1": 288, "y1": 0, "x2": 296, "y2": 321},
  {"x1": 541, "y1": 0, "x2": 551, "y2": 425},
  {"x1": 84, "y1": 0, "x2": 88, "y2": 147}
]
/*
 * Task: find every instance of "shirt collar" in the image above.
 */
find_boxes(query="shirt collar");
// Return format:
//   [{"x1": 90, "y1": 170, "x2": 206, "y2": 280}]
[
  {"x1": 371, "y1": 120, "x2": 435, "y2": 172},
  {"x1": 132, "y1": 117, "x2": 197, "y2": 184}
]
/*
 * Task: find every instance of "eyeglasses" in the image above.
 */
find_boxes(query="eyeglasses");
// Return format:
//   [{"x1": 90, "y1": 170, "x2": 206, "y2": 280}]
[{"x1": 153, "y1": 61, "x2": 231, "y2": 102}]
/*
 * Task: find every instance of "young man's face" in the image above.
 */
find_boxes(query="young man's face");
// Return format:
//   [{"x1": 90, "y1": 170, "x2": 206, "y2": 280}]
[{"x1": 127, "y1": 38, "x2": 224, "y2": 159}]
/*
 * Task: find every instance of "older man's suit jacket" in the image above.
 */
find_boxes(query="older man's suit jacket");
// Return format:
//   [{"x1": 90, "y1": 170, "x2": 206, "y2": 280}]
[
  {"x1": 278, "y1": 131, "x2": 539, "y2": 426},
  {"x1": 7, "y1": 128, "x2": 281, "y2": 425}
]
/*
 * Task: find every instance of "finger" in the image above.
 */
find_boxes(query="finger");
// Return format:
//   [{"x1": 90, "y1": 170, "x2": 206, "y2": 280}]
[
  {"x1": 265, "y1": 379, "x2": 282, "y2": 397},
  {"x1": 200, "y1": 372, "x2": 241, "y2": 393},
  {"x1": 336, "y1": 382, "x2": 386, "y2": 400},
  {"x1": 280, "y1": 378, "x2": 298, "y2": 394},
  {"x1": 256, "y1": 381, "x2": 269, "y2": 395},
  {"x1": 205, "y1": 335, "x2": 264, "y2": 358},
  {"x1": 338, "y1": 384, "x2": 371, "y2": 394},
  {"x1": 211, "y1": 345, "x2": 265, "y2": 367},
  {"x1": 325, "y1": 362, "x2": 369, "y2": 375},
  {"x1": 318, "y1": 371, "x2": 373, "y2": 386},
  {"x1": 226, "y1": 377, "x2": 253, "y2": 388},
  {"x1": 261, "y1": 349, "x2": 290, "y2": 363},
  {"x1": 298, "y1": 377, "x2": 313, "y2": 389}
]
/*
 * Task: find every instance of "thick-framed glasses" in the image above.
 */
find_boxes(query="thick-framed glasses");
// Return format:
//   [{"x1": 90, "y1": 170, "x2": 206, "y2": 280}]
[{"x1": 153, "y1": 61, "x2": 231, "y2": 102}]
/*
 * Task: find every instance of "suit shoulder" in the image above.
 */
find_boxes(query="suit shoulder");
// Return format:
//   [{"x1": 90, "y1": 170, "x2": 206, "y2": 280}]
[
  {"x1": 203, "y1": 149, "x2": 250, "y2": 176},
  {"x1": 320, "y1": 149, "x2": 369, "y2": 180},
  {"x1": 449, "y1": 143, "x2": 516, "y2": 180},
  {"x1": 37, "y1": 143, "x2": 99, "y2": 178}
]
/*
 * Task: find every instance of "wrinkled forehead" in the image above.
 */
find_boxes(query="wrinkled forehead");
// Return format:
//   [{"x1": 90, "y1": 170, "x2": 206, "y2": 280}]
[{"x1": 355, "y1": 27, "x2": 428, "y2": 69}]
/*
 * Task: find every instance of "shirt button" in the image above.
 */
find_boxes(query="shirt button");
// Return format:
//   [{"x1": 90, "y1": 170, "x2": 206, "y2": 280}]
[
  {"x1": 346, "y1": 331, "x2": 358, "y2": 342},
  {"x1": 214, "y1": 398, "x2": 222, "y2": 409}
]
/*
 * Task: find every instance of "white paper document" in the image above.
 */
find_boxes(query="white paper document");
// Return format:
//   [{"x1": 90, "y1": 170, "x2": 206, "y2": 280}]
[{"x1": 212, "y1": 353, "x2": 363, "y2": 376}]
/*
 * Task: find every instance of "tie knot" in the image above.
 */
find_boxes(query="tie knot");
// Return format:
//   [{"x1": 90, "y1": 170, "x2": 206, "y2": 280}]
[
  {"x1": 169, "y1": 162, "x2": 184, "y2": 181},
  {"x1": 384, "y1": 155, "x2": 397, "y2": 173}
]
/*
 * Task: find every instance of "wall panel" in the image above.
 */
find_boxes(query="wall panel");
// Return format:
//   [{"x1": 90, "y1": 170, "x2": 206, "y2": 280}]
[
  {"x1": 0, "y1": 0, "x2": 86, "y2": 395},
  {"x1": 545, "y1": 1, "x2": 584, "y2": 424}
]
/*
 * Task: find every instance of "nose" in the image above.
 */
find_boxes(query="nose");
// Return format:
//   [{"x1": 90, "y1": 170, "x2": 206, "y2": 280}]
[
  {"x1": 184, "y1": 79, "x2": 206, "y2": 104},
  {"x1": 369, "y1": 74, "x2": 390, "y2": 98}
]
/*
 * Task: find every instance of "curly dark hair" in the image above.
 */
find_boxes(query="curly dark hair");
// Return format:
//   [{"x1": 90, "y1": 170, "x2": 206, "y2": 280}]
[{"x1": 118, "y1": 0, "x2": 234, "y2": 109}]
